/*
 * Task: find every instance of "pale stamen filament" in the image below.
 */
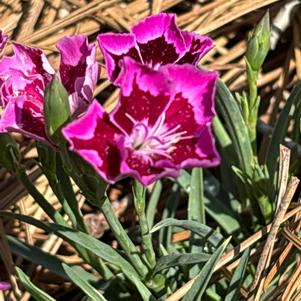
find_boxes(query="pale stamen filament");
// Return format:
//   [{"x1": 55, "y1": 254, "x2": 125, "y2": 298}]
[{"x1": 125, "y1": 111, "x2": 193, "y2": 158}]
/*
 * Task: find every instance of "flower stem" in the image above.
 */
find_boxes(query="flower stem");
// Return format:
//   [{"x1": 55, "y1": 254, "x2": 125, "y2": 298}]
[
  {"x1": 100, "y1": 197, "x2": 148, "y2": 278},
  {"x1": 133, "y1": 181, "x2": 156, "y2": 269}
]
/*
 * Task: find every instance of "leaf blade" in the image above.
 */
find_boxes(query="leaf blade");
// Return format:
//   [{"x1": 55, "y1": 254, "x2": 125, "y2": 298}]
[
  {"x1": 182, "y1": 237, "x2": 231, "y2": 301},
  {"x1": 16, "y1": 267, "x2": 56, "y2": 301},
  {"x1": 62, "y1": 263, "x2": 108, "y2": 301}
]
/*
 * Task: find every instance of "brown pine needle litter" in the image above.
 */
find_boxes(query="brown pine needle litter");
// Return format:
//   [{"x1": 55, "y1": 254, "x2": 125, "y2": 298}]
[{"x1": 1, "y1": 0, "x2": 301, "y2": 300}]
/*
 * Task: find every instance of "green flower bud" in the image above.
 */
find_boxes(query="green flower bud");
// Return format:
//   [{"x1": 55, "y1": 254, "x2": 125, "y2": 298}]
[
  {"x1": 44, "y1": 77, "x2": 71, "y2": 144},
  {"x1": 0, "y1": 133, "x2": 20, "y2": 173},
  {"x1": 246, "y1": 12, "x2": 271, "y2": 71}
]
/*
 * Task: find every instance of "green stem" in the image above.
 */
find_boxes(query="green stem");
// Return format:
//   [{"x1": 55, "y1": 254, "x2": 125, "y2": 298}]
[
  {"x1": 100, "y1": 197, "x2": 148, "y2": 278},
  {"x1": 133, "y1": 181, "x2": 156, "y2": 269},
  {"x1": 246, "y1": 62, "x2": 259, "y2": 154},
  {"x1": 55, "y1": 158, "x2": 87, "y2": 232}
]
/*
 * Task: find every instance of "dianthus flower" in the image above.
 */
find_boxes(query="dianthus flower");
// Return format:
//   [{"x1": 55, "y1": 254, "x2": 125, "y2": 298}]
[
  {"x1": 63, "y1": 58, "x2": 219, "y2": 185},
  {"x1": 0, "y1": 36, "x2": 99, "y2": 144},
  {"x1": 98, "y1": 13, "x2": 214, "y2": 82}
]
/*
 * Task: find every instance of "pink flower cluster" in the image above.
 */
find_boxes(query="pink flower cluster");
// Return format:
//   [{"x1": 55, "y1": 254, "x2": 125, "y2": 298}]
[
  {"x1": 0, "y1": 33, "x2": 98, "y2": 145},
  {"x1": 0, "y1": 14, "x2": 220, "y2": 185}
]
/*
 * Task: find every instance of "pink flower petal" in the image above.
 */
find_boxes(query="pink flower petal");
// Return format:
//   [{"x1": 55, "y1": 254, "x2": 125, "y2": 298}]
[
  {"x1": 57, "y1": 35, "x2": 99, "y2": 114},
  {"x1": 0, "y1": 30, "x2": 8, "y2": 52},
  {"x1": 97, "y1": 33, "x2": 142, "y2": 82},
  {"x1": 121, "y1": 149, "x2": 180, "y2": 186},
  {"x1": 160, "y1": 63, "x2": 218, "y2": 127},
  {"x1": 12, "y1": 43, "x2": 54, "y2": 82},
  {"x1": 62, "y1": 100, "x2": 124, "y2": 183},
  {"x1": 131, "y1": 13, "x2": 186, "y2": 67},
  {"x1": 112, "y1": 57, "x2": 171, "y2": 134},
  {"x1": 157, "y1": 126, "x2": 220, "y2": 169},
  {"x1": 177, "y1": 31, "x2": 214, "y2": 64},
  {"x1": 0, "y1": 95, "x2": 48, "y2": 144},
  {"x1": 154, "y1": 64, "x2": 219, "y2": 168}
]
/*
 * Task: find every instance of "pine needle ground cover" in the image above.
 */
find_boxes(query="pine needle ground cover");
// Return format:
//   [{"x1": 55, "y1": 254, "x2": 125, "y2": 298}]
[{"x1": 0, "y1": 1, "x2": 300, "y2": 300}]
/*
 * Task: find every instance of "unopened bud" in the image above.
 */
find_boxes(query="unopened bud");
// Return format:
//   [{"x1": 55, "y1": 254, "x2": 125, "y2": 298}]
[
  {"x1": 44, "y1": 77, "x2": 71, "y2": 144},
  {"x1": 246, "y1": 12, "x2": 271, "y2": 71}
]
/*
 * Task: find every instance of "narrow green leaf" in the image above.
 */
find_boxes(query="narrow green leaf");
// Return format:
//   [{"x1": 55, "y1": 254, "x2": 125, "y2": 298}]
[
  {"x1": 188, "y1": 168, "x2": 205, "y2": 276},
  {"x1": 146, "y1": 181, "x2": 162, "y2": 229},
  {"x1": 178, "y1": 170, "x2": 241, "y2": 234},
  {"x1": 16, "y1": 267, "x2": 56, "y2": 301},
  {"x1": 188, "y1": 168, "x2": 205, "y2": 224},
  {"x1": 216, "y1": 80, "x2": 253, "y2": 176},
  {"x1": 159, "y1": 184, "x2": 180, "y2": 250},
  {"x1": 266, "y1": 82, "x2": 301, "y2": 189},
  {"x1": 153, "y1": 253, "x2": 211, "y2": 275},
  {"x1": 182, "y1": 237, "x2": 231, "y2": 301},
  {"x1": 152, "y1": 218, "x2": 223, "y2": 248},
  {"x1": 225, "y1": 248, "x2": 250, "y2": 301},
  {"x1": 62, "y1": 263, "x2": 107, "y2": 301},
  {"x1": 212, "y1": 116, "x2": 237, "y2": 166},
  {"x1": 8, "y1": 236, "x2": 97, "y2": 283},
  {"x1": 0, "y1": 211, "x2": 155, "y2": 301}
]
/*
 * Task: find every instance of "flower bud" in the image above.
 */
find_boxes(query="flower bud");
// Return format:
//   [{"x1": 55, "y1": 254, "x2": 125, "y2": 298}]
[
  {"x1": 246, "y1": 12, "x2": 270, "y2": 71},
  {"x1": 44, "y1": 77, "x2": 71, "y2": 144}
]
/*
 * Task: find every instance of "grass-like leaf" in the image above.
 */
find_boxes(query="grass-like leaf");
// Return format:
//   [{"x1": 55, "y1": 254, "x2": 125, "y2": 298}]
[
  {"x1": 62, "y1": 263, "x2": 107, "y2": 301},
  {"x1": 146, "y1": 180, "x2": 162, "y2": 229},
  {"x1": 178, "y1": 170, "x2": 241, "y2": 234},
  {"x1": 159, "y1": 184, "x2": 180, "y2": 250},
  {"x1": 216, "y1": 79, "x2": 253, "y2": 176},
  {"x1": 16, "y1": 267, "x2": 56, "y2": 301},
  {"x1": 152, "y1": 253, "x2": 211, "y2": 275},
  {"x1": 225, "y1": 248, "x2": 250, "y2": 301},
  {"x1": 182, "y1": 237, "x2": 231, "y2": 301},
  {"x1": 0, "y1": 211, "x2": 155, "y2": 301},
  {"x1": 8, "y1": 236, "x2": 97, "y2": 283},
  {"x1": 266, "y1": 82, "x2": 301, "y2": 192},
  {"x1": 188, "y1": 168, "x2": 205, "y2": 225},
  {"x1": 152, "y1": 218, "x2": 224, "y2": 248}
]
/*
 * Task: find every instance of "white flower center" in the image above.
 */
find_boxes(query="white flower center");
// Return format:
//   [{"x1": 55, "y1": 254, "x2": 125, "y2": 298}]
[{"x1": 125, "y1": 112, "x2": 192, "y2": 159}]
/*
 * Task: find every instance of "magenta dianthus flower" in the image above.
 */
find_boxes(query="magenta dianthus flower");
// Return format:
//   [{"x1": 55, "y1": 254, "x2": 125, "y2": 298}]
[
  {"x1": 0, "y1": 36, "x2": 99, "y2": 144},
  {"x1": 97, "y1": 13, "x2": 214, "y2": 82},
  {"x1": 63, "y1": 58, "x2": 219, "y2": 185}
]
